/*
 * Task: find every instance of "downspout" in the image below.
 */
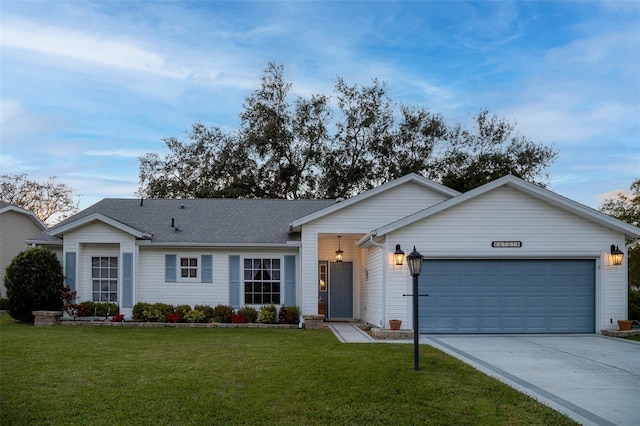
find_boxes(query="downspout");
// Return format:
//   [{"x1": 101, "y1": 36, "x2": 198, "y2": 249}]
[
  {"x1": 369, "y1": 234, "x2": 387, "y2": 328},
  {"x1": 624, "y1": 239, "x2": 639, "y2": 319}
]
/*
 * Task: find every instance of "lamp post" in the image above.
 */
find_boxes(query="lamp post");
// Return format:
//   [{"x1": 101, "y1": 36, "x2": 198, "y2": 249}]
[{"x1": 406, "y1": 246, "x2": 424, "y2": 371}]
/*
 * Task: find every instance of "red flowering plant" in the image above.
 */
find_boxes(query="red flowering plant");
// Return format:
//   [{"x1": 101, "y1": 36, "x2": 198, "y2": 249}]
[
  {"x1": 110, "y1": 313, "x2": 125, "y2": 322},
  {"x1": 166, "y1": 312, "x2": 181, "y2": 323},
  {"x1": 61, "y1": 286, "x2": 80, "y2": 320},
  {"x1": 231, "y1": 314, "x2": 246, "y2": 324}
]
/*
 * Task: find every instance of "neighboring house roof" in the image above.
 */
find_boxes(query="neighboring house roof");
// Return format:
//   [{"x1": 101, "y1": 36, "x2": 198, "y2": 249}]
[
  {"x1": 28, "y1": 198, "x2": 337, "y2": 247},
  {"x1": 0, "y1": 201, "x2": 47, "y2": 231},
  {"x1": 290, "y1": 173, "x2": 460, "y2": 231},
  {"x1": 358, "y1": 175, "x2": 640, "y2": 245}
]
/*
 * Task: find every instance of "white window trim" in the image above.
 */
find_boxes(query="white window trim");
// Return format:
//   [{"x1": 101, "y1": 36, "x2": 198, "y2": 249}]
[{"x1": 242, "y1": 256, "x2": 283, "y2": 306}]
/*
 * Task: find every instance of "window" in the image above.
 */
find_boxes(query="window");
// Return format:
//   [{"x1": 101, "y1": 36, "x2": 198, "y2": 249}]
[
  {"x1": 180, "y1": 257, "x2": 198, "y2": 278},
  {"x1": 92, "y1": 256, "x2": 118, "y2": 302},
  {"x1": 244, "y1": 258, "x2": 281, "y2": 304}
]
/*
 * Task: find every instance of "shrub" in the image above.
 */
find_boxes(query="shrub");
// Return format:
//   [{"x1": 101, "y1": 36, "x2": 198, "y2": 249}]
[
  {"x1": 174, "y1": 304, "x2": 192, "y2": 321},
  {"x1": 237, "y1": 306, "x2": 258, "y2": 323},
  {"x1": 110, "y1": 313, "x2": 125, "y2": 322},
  {"x1": 61, "y1": 286, "x2": 80, "y2": 318},
  {"x1": 184, "y1": 309, "x2": 206, "y2": 323},
  {"x1": 212, "y1": 304, "x2": 234, "y2": 323},
  {"x1": 77, "y1": 301, "x2": 119, "y2": 317},
  {"x1": 0, "y1": 297, "x2": 10, "y2": 310},
  {"x1": 143, "y1": 303, "x2": 174, "y2": 322},
  {"x1": 4, "y1": 247, "x2": 64, "y2": 323},
  {"x1": 195, "y1": 304, "x2": 215, "y2": 322},
  {"x1": 278, "y1": 305, "x2": 300, "y2": 324},
  {"x1": 166, "y1": 312, "x2": 181, "y2": 323},
  {"x1": 258, "y1": 304, "x2": 277, "y2": 324},
  {"x1": 132, "y1": 302, "x2": 152, "y2": 321},
  {"x1": 231, "y1": 314, "x2": 246, "y2": 323}
]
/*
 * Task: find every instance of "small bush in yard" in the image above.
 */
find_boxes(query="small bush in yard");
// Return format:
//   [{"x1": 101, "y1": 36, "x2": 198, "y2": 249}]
[
  {"x1": 278, "y1": 305, "x2": 300, "y2": 324},
  {"x1": 194, "y1": 304, "x2": 215, "y2": 322},
  {"x1": 4, "y1": 247, "x2": 64, "y2": 323},
  {"x1": 231, "y1": 314, "x2": 246, "y2": 323},
  {"x1": 184, "y1": 309, "x2": 206, "y2": 323},
  {"x1": 258, "y1": 304, "x2": 277, "y2": 324},
  {"x1": 77, "y1": 301, "x2": 119, "y2": 317},
  {"x1": 0, "y1": 297, "x2": 9, "y2": 310},
  {"x1": 174, "y1": 304, "x2": 192, "y2": 320},
  {"x1": 212, "y1": 304, "x2": 234, "y2": 323},
  {"x1": 132, "y1": 302, "x2": 151, "y2": 321},
  {"x1": 143, "y1": 303, "x2": 174, "y2": 322},
  {"x1": 237, "y1": 306, "x2": 258, "y2": 323},
  {"x1": 166, "y1": 313, "x2": 181, "y2": 323}
]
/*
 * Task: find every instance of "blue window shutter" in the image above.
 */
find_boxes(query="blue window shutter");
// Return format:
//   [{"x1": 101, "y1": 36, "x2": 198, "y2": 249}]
[
  {"x1": 284, "y1": 255, "x2": 296, "y2": 306},
  {"x1": 201, "y1": 255, "x2": 212, "y2": 283},
  {"x1": 65, "y1": 252, "x2": 76, "y2": 291},
  {"x1": 165, "y1": 254, "x2": 177, "y2": 282},
  {"x1": 229, "y1": 255, "x2": 240, "y2": 308},
  {"x1": 122, "y1": 253, "x2": 133, "y2": 308}
]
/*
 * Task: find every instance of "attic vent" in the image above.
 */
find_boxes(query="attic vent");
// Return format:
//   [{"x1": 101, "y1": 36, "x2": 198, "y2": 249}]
[
  {"x1": 180, "y1": 204, "x2": 185, "y2": 209},
  {"x1": 335, "y1": 197, "x2": 345, "y2": 203}
]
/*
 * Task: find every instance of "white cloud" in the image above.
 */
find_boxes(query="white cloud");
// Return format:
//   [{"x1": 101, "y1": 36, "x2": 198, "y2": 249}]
[
  {"x1": 1, "y1": 18, "x2": 189, "y2": 79},
  {"x1": 0, "y1": 99, "x2": 24, "y2": 123},
  {"x1": 85, "y1": 149, "x2": 149, "y2": 158}
]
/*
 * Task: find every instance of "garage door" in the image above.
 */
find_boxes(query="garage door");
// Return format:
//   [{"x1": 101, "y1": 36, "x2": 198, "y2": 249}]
[{"x1": 419, "y1": 260, "x2": 595, "y2": 333}]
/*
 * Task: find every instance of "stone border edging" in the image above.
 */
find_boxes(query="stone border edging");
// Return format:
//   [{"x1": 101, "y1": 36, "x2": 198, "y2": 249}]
[{"x1": 58, "y1": 319, "x2": 299, "y2": 328}]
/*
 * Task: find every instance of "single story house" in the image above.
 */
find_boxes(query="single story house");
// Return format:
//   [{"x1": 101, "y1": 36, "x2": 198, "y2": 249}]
[
  {"x1": 27, "y1": 174, "x2": 640, "y2": 333},
  {"x1": 1, "y1": 201, "x2": 49, "y2": 297}
]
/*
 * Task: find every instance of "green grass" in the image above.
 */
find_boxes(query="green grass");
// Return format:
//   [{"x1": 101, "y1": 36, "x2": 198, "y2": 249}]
[{"x1": 0, "y1": 313, "x2": 576, "y2": 425}]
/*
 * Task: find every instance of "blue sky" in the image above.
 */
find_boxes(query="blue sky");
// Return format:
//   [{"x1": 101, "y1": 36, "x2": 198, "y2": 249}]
[{"x1": 1, "y1": 0, "x2": 638, "y2": 210}]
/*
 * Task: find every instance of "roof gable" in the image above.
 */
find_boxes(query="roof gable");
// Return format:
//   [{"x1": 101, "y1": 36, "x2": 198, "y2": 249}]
[
  {"x1": 290, "y1": 173, "x2": 459, "y2": 230},
  {"x1": 0, "y1": 202, "x2": 47, "y2": 231},
  {"x1": 368, "y1": 175, "x2": 640, "y2": 240}
]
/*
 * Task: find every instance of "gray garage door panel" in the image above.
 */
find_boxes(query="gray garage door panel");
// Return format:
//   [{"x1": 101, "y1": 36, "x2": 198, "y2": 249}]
[{"x1": 419, "y1": 260, "x2": 595, "y2": 333}]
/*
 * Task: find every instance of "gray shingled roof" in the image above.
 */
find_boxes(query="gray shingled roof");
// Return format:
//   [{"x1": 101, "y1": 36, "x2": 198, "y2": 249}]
[{"x1": 30, "y1": 198, "x2": 336, "y2": 245}]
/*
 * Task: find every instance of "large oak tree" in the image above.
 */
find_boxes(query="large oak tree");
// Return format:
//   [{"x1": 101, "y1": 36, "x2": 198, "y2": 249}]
[{"x1": 138, "y1": 62, "x2": 558, "y2": 199}]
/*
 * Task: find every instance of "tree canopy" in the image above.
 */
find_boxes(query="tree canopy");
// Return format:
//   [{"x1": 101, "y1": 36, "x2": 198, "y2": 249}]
[
  {"x1": 138, "y1": 62, "x2": 557, "y2": 199},
  {"x1": 600, "y1": 178, "x2": 640, "y2": 289},
  {"x1": 0, "y1": 174, "x2": 80, "y2": 226}
]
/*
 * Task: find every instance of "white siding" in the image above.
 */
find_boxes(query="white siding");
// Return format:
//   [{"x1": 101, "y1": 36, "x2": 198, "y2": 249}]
[
  {"x1": 359, "y1": 246, "x2": 384, "y2": 327},
  {"x1": 0, "y1": 211, "x2": 47, "y2": 296},
  {"x1": 309, "y1": 181, "x2": 450, "y2": 233},
  {"x1": 63, "y1": 222, "x2": 137, "y2": 307},
  {"x1": 137, "y1": 247, "x2": 299, "y2": 308},
  {"x1": 387, "y1": 186, "x2": 627, "y2": 331},
  {"x1": 300, "y1": 181, "x2": 450, "y2": 317}
]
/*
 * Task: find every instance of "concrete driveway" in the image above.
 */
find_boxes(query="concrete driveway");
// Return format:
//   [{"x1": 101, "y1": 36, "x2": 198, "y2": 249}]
[{"x1": 425, "y1": 335, "x2": 639, "y2": 426}]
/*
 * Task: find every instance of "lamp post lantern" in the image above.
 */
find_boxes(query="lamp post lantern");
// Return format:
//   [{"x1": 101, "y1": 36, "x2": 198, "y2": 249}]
[{"x1": 406, "y1": 246, "x2": 424, "y2": 370}]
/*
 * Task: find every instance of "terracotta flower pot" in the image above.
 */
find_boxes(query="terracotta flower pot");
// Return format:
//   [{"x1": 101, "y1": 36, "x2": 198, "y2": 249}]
[
  {"x1": 389, "y1": 319, "x2": 402, "y2": 330},
  {"x1": 618, "y1": 320, "x2": 633, "y2": 331}
]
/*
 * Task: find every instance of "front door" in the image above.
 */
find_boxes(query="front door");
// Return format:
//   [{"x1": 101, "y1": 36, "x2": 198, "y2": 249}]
[{"x1": 329, "y1": 262, "x2": 353, "y2": 319}]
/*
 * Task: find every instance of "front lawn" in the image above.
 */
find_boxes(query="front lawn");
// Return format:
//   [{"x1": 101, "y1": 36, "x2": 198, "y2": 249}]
[{"x1": 0, "y1": 313, "x2": 576, "y2": 425}]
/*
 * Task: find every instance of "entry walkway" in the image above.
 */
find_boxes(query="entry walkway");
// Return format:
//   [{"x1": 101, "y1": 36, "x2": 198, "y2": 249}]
[{"x1": 327, "y1": 322, "x2": 375, "y2": 343}]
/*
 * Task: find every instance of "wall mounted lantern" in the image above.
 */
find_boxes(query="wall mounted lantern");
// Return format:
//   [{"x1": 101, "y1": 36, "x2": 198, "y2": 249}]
[
  {"x1": 610, "y1": 245, "x2": 624, "y2": 266},
  {"x1": 394, "y1": 244, "x2": 405, "y2": 266},
  {"x1": 335, "y1": 236, "x2": 344, "y2": 262}
]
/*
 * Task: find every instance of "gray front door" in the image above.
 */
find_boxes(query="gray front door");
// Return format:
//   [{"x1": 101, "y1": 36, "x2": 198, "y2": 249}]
[{"x1": 329, "y1": 262, "x2": 353, "y2": 319}]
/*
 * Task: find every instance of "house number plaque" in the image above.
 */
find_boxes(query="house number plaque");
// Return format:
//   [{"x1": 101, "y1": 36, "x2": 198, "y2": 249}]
[{"x1": 491, "y1": 241, "x2": 522, "y2": 248}]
